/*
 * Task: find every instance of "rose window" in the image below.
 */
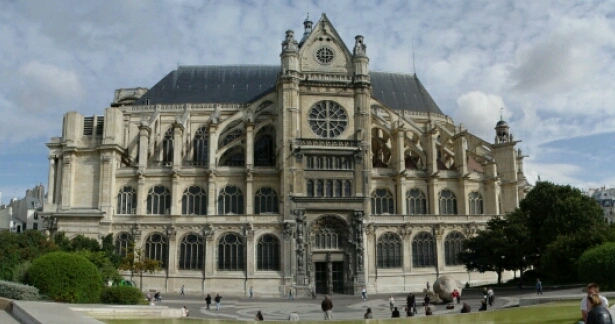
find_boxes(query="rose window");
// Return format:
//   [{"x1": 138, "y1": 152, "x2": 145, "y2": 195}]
[
  {"x1": 308, "y1": 101, "x2": 348, "y2": 138},
  {"x1": 315, "y1": 47, "x2": 334, "y2": 64}
]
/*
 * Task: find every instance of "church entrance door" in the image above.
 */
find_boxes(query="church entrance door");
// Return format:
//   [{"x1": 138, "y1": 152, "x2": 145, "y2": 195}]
[{"x1": 314, "y1": 261, "x2": 345, "y2": 294}]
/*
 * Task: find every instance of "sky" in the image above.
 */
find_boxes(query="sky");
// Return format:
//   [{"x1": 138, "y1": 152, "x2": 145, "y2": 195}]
[{"x1": 1, "y1": 0, "x2": 614, "y2": 203}]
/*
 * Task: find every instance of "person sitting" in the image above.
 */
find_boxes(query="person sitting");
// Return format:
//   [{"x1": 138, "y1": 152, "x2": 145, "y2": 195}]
[
  {"x1": 479, "y1": 300, "x2": 487, "y2": 311},
  {"x1": 364, "y1": 308, "x2": 373, "y2": 319},
  {"x1": 587, "y1": 293, "x2": 613, "y2": 324},
  {"x1": 425, "y1": 307, "x2": 433, "y2": 316},
  {"x1": 154, "y1": 291, "x2": 162, "y2": 302},
  {"x1": 289, "y1": 311, "x2": 300, "y2": 321},
  {"x1": 255, "y1": 311, "x2": 264, "y2": 321},
  {"x1": 181, "y1": 306, "x2": 189, "y2": 317},
  {"x1": 461, "y1": 303, "x2": 471, "y2": 313},
  {"x1": 391, "y1": 307, "x2": 400, "y2": 318}
]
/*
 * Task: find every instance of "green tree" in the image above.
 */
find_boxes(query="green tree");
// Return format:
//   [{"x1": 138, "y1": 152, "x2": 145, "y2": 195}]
[
  {"x1": 0, "y1": 230, "x2": 57, "y2": 280},
  {"x1": 578, "y1": 242, "x2": 615, "y2": 290},
  {"x1": 118, "y1": 243, "x2": 161, "y2": 290}
]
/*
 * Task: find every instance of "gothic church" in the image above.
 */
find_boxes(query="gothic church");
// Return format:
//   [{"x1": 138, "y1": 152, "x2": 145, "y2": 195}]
[{"x1": 42, "y1": 14, "x2": 529, "y2": 296}]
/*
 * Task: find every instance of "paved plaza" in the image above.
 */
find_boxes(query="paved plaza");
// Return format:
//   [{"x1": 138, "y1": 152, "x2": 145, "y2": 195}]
[{"x1": 155, "y1": 287, "x2": 589, "y2": 321}]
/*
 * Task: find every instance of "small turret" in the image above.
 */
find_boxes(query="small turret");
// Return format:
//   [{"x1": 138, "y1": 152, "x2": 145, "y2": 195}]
[
  {"x1": 494, "y1": 118, "x2": 511, "y2": 143},
  {"x1": 299, "y1": 14, "x2": 313, "y2": 47}
]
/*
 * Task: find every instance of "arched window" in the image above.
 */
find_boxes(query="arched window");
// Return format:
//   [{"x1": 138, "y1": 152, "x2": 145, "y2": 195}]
[
  {"x1": 162, "y1": 127, "x2": 174, "y2": 165},
  {"x1": 445, "y1": 231, "x2": 465, "y2": 266},
  {"x1": 145, "y1": 233, "x2": 168, "y2": 267},
  {"x1": 220, "y1": 148, "x2": 245, "y2": 166},
  {"x1": 372, "y1": 189, "x2": 394, "y2": 215},
  {"x1": 306, "y1": 180, "x2": 314, "y2": 197},
  {"x1": 343, "y1": 180, "x2": 352, "y2": 197},
  {"x1": 218, "y1": 233, "x2": 244, "y2": 271},
  {"x1": 117, "y1": 186, "x2": 136, "y2": 215},
  {"x1": 218, "y1": 186, "x2": 243, "y2": 214},
  {"x1": 406, "y1": 188, "x2": 427, "y2": 215},
  {"x1": 114, "y1": 232, "x2": 133, "y2": 258},
  {"x1": 257, "y1": 234, "x2": 280, "y2": 271},
  {"x1": 469, "y1": 192, "x2": 483, "y2": 215},
  {"x1": 412, "y1": 232, "x2": 435, "y2": 267},
  {"x1": 147, "y1": 186, "x2": 171, "y2": 214},
  {"x1": 316, "y1": 180, "x2": 324, "y2": 197},
  {"x1": 179, "y1": 234, "x2": 203, "y2": 270},
  {"x1": 193, "y1": 126, "x2": 208, "y2": 165},
  {"x1": 377, "y1": 233, "x2": 402, "y2": 268},
  {"x1": 334, "y1": 180, "x2": 342, "y2": 197},
  {"x1": 313, "y1": 224, "x2": 344, "y2": 250},
  {"x1": 325, "y1": 180, "x2": 333, "y2": 197},
  {"x1": 439, "y1": 189, "x2": 457, "y2": 215},
  {"x1": 254, "y1": 187, "x2": 278, "y2": 214},
  {"x1": 182, "y1": 186, "x2": 207, "y2": 215},
  {"x1": 220, "y1": 129, "x2": 243, "y2": 147},
  {"x1": 254, "y1": 126, "x2": 276, "y2": 166}
]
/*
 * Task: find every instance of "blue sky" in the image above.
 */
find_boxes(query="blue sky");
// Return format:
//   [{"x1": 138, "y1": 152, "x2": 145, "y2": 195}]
[{"x1": 1, "y1": 0, "x2": 615, "y2": 203}]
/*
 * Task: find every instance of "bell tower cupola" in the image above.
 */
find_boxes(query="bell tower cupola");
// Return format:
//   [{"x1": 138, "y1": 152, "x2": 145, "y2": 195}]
[
  {"x1": 494, "y1": 116, "x2": 511, "y2": 144},
  {"x1": 299, "y1": 14, "x2": 313, "y2": 46}
]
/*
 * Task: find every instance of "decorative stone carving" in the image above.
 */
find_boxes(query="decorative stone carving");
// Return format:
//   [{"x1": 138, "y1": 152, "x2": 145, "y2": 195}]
[
  {"x1": 203, "y1": 224, "x2": 215, "y2": 241},
  {"x1": 353, "y1": 35, "x2": 367, "y2": 57},
  {"x1": 282, "y1": 30, "x2": 298, "y2": 52},
  {"x1": 166, "y1": 226, "x2": 177, "y2": 238},
  {"x1": 433, "y1": 276, "x2": 464, "y2": 302}
]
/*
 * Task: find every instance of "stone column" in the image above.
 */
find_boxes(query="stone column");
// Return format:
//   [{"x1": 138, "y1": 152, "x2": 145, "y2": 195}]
[
  {"x1": 459, "y1": 180, "x2": 469, "y2": 215},
  {"x1": 203, "y1": 225, "x2": 216, "y2": 282},
  {"x1": 99, "y1": 155, "x2": 115, "y2": 220},
  {"x1": 208, "y1": 124, "x2": 217, "y2": 170},
  {"x1": 401, "y1": 224, "x2": 412, "y2": 273},
  {"x1": 136, "y1": 173, "x2": 146, "y2": 215},
  {"x1": 434, "y1": 225, "x2": 445, "y2": 273},
  {"x1": 246, "y1": 123, "x2": 254, "y2": 168},
  {"x1": 365, "y1": 223, "x2": 377, "y2": 287},
  {"x1": 172, "y1": 123, "x2": 184, "y2": 168},
  {"x1": 326, "y1": 252, "x2": 333, "y2": 295},
  {"x1": 171, "y1": 172, "x2": 180, "y2": 215},
  {"x1": 245, "y1": 223, "x2": 255, "y2": 278},
  {"x1": 207, "y1": 171, "x2": 217, "y2": 215},
  {"x1": 138, "y1": 125, "x2": 150, "y2": 170},
  {"x1": 283, "y1": 221, "x2": 293, "y2": 282},
  {"x1": 353, "y1": 211, "x2": 366, "y2": 292},
  {"x1": 396, "y1": 175, "x2": 405, "y2": 215},
  {"x1": 246, "y1": 170, "x2": 254, "y2": 215},
  {"x1": 294, "y1": 210, "x2": 306, "y2": 286},
  {"x1": 61, "y1": 153, "x2": 75, "y2": 210},
  {"x1": 47, "y1": 156, "x2": 56, "y2": 204},
  {"x1": 167, "y1": 226, "x2": 177, "y2": 275}
]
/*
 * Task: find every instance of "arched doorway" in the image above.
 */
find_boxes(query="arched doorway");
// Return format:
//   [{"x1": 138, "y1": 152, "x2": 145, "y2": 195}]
[{"x1": 309, "y1": 215, "x2": 350, "y2": 295}]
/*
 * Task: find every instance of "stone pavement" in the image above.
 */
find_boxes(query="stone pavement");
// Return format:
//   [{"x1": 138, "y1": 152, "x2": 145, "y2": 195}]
[
  {"x1": 0, "y1": 310, "x2": 20, "y2": 324},
  {"x1": 156, "y1": 287, "x2": 587, "y2": 321}
]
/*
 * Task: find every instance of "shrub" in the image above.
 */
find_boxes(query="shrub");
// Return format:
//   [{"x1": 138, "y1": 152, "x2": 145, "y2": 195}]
[
  {"x1": 25, "y1": 251, "x2": 102, "y2": 303},
  {"x1": 100, "y1": 286, "x2": 144, "y2": 305},
  {"x1": 578, "y1": 242, "x2": 615, "y2": 290},
  {"x1": 0, "y1": 280, "x2": 39, "y2": 300},
  {"x1": 11, "y1": 261, "x2": 31, "y2": 284}
]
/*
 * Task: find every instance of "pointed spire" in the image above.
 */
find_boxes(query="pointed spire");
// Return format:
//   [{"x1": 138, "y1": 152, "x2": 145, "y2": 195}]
[{"x1": 299, "y1": 13, "x2": 313, "y2": 47}]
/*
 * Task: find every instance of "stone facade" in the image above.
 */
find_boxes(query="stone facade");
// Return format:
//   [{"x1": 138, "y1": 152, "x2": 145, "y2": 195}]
[
  {"x1": 41, "y1": 14, "x2": 530, "y2": 296},
  {"x1": 586, "y1": 187, "x2": 615, "y2": 224}
]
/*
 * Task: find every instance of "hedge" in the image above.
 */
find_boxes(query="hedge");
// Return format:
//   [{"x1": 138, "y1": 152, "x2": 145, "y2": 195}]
[
  {"x1": 26, "y1": 251, "x2": 102, "y2": 303},
  {"x1": 100, "y1": 286, "x2": 144, "y2": 305},
  {"x1": 578, "y1": 242, "x2": 615, "y2": 290},
  {"x1": 0, "y1": 280, "x2": 39, "y2": 300}
]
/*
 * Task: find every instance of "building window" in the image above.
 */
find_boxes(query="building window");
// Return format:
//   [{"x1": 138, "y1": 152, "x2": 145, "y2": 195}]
[
  {"x1": 220, "y1": 129, "x2": 243, "y2": 146},
  {"x1": 218, "y1": 186, "x2": 243, "y2": 214},
  {"x1": 468, "y1": 192, "x2": 483, "y2": 215},
  {"x1": 377, "y1": 232, "x2": 402, "y2": 268},
  {"x1": 325, "y1": 180, "x2": 333, "y2": 197},
  {"x1": 117, "y1": 186, "x2": 137, "y2": 215},
  {"x1": 254, "y1": 126, "x2": 276, "y2": 167},
  {"x1": 306, "y1": 180, "x2": 314, "y2": 197},
  {"x1": 218, "y1": 233, "x2": 244, "y2": 271},
  {"x1": 344, "y1": 180, "x2": 352, "y2": 197},
  {"x1": 254, "y1": 187, "x2": 278, "y2": 214},
  {"x1": 33, "y1": 223, "x2": 38, "y2": 230},
  {"x1": 145, "y1": 233, "x2": 168, "y2": 267},
  {"x1": 439, "y1": 189, "x2": 457, "y2": 215},
  {"x1": 313, "y1": 224, "x2": 343, "y2": 250},
  {"x1": 316, "y1": 180, "x2": 324, "y2": 197},
  {"x1": 179, "y1": 234, "x2": 204, "y2": 270},
  {"x1": 33, "y1": 213, "x2": 38, "y2": 220},
  {"x1": 445, "y1": 231, "x2": 465, "y2": 266},
  {"x1": 193, "y1": 126, "x2": 208, "y2": 165},
  {"x1": 308, "y1": 100, "x2": 348, "y2": 138},
  {"x1": 412, "y1": 232, "x2": 435, "y2": 267},
  {"x1": 115, "y1": 232, "x2": 133, "y2": 258},
  {"x1": 257, "y1": 234, "x2": 280, "y2": 271},
  {"x1": 372, "y1": 189, "x2": 394, "y2": 215},
  {"x1": 334, "y1": 180, "x2": 342, "y2": 197},
  {"x1": 182, "y1": 186, "x2": 207, "y2": 215},
  {"x1": 147, "y1": 186, "x2": 171, "y2": 214},
  {"x1": 407, "y1": 188, "x2": 427, "y2": 215},
  {"x1": 162, "y1": 127, "x2": 174, "y2": 165},
  {"x1": 220, "y1": 148, "x2": 245, "y2": 166}
]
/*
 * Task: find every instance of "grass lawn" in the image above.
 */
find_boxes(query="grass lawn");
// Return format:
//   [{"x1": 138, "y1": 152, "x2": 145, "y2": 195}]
[{"x1": 102, "y1": 301, "x2": 581, "y2": 324}]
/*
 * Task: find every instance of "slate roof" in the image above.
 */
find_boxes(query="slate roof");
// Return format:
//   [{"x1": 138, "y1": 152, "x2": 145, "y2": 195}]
[{"x1": 135, "y1": 65, "x2": 443, "y2": 114}]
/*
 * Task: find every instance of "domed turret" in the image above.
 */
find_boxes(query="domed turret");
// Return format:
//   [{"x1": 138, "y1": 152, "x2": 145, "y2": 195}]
[
  {"x1": 495, "y1": 117, "x2": 511, "y2": 143},
  {"x1": 299, "y1": 14, "x2": 313, "y2": 46}
]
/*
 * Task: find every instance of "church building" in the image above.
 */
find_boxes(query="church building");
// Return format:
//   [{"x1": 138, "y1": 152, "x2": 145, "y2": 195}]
[{"x1": 42, "y1": 14, "x2": 529, "y2": 296}]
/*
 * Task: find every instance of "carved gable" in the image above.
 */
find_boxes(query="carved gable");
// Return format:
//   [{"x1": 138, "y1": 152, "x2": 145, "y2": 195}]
[{"x1": 298, "y1": 14, "x2": 353, "y2": 73}]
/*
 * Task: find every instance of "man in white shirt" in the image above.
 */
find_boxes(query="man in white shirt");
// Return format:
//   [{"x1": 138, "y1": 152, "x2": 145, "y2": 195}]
[{"x1": 581, "y1": 283, "x2": 609, "y2": 323}]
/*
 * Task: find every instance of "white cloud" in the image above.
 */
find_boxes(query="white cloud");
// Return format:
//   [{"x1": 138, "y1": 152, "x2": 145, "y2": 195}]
[
  {"x1": 455, "y1": 91, "x2": 512, "y2": 141},
  {"x1": 19, "y1": 60, "x2": 84, "y2": 103}
]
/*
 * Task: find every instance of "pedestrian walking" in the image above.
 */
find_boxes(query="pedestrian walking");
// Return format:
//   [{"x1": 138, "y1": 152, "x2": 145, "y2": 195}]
[
  {"x1": 361, "y1": 286, "x2": 367, "y2": 300},
  {"x1": 535, "y1": 278, "x2": 543, "y2": 295},
  {"x1": 321, "y1": 295, "x2": 333, "y2": 320},
  {"x1": 483, "y1": 287, "x2": 488, "y2": 305},
  {"x1": 288, "y1": 288, "x2": 294, "y2": 300},
  {"x1": 426, "y1": 281, "x2": 430, "y2": 291},
  {"x1": 389, "y1": 295, "x2": 395, "y2": 311},
  {"x1": 311, "y1": 287, "x2": 316, "y2": 299},
  {"x1": 487, "y1": 287, "x2": 494, "y2": 306},
  {"x1": 255, "y1": 310, "x2": 264, "y2": 321},
  {"x1": 214, "y1": 293, "x2": 222, "y2": 311},
  {"x1": 205, "y1": 294, "x2": 212, "y2": 310},
  {"x1": 249, "y1": 286, "x2": 253, "y2": 299},
  {"x1": 155, "y1": 291, "x2": 162, "y2": 302},
  {"x1": 451, "y1": 289, "x2": 460, "y2": 304},
  {"x1": 180, "y1": 285, "x2": 185, "y2": 297},
  {"x1": 423, "y1": 294, "x2": 430, "y2": 312}
]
